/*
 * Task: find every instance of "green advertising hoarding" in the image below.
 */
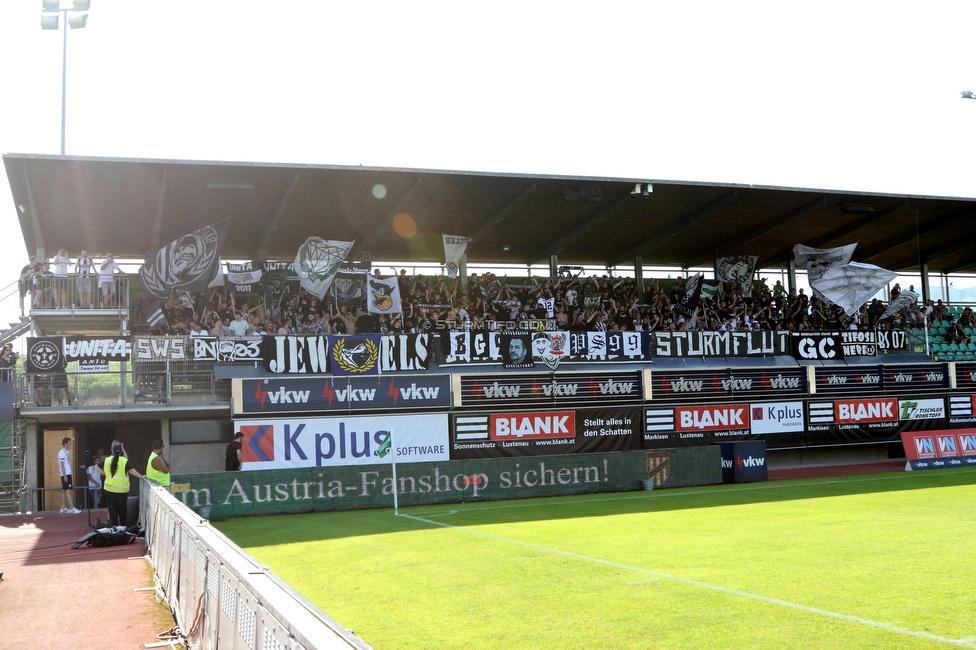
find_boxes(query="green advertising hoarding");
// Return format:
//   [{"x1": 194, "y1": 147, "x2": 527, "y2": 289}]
[{"x1": 172, "y1": 448, "x2": 721, "y2": 518}]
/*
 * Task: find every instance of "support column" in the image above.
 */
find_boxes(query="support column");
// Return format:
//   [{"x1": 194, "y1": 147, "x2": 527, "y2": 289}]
[
  {"x1": 549, "y1": 255, "x2": 558, "y2": 278},
  {"x1": 635, "y1": 256, "x2": 644, "y2": 301},
  {"x1": 920, "y1": 263, "x2": 930, "y2": 304}
]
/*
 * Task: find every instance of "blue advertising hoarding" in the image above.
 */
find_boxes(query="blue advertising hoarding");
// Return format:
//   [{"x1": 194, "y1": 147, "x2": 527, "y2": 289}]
[{"x1": 233, "y1": 374, "x2": 452, "y2": 415}]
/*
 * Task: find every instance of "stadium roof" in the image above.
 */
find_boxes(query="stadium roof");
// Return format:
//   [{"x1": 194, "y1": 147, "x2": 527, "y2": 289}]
[{"x1": 5, "y1": 153, "x2": 976, "y2": 274}]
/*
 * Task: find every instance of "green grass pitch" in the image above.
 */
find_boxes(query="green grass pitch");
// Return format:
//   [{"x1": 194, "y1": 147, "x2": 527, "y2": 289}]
[{"x1": 215, "y1": 467, "x2": 976, "y2": 649}]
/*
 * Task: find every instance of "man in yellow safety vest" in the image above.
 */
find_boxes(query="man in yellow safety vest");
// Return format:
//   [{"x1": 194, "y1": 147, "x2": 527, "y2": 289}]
[{"x1": 146, "y1": 440, "x2": 171, "y2": 490}]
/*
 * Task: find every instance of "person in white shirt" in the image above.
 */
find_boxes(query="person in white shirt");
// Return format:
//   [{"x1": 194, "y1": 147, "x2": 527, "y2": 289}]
[
  {"x1": 188, "y1": 322, "x2": 209, "y2": 338},
  {"x1": 98, "y1": 253, "x2": 121, "y2": 307},
  {"x1": 87, "y1": 456, "x2": 102, "y2": 509},
  {"x1": 228, "y1": 311, "x2": 249, "y2": 336},
  {"x1": 75, "y1": 250, "x2": 94, "y2": 308},
  {"x1": 58, "y1": 437, "x2": 80, "y2": 514},
  {"x1": 53, "y1": 249, "x2": 70, "y2": 308}
]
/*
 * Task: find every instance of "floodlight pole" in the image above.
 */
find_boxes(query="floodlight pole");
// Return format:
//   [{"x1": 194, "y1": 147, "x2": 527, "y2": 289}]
[
  {"x1": 42, "y1": 2, "x2": 90, "y2": 155},
  {"x1": 60, "y1": 16, "x2": 67, "y2": 155}
]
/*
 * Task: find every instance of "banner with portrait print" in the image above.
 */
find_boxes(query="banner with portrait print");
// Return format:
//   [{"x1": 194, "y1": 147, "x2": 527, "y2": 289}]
[{"x1": 500, "y1": 332, "x2": 534, "y2": 369}]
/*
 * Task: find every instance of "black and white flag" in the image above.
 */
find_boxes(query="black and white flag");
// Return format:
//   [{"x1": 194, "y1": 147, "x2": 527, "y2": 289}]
[
  {"x1": 140, "y1": 218, "x2": 231, "y2": 299},
  {"x1": 294, "y1": 237, "x2": 354, "y2": 299},
  {"x1": 716, "y1": 255, "x2": 758, "y2": 284},
  {"x1": 443, "y1": 234, "x2": 474, "y2": 278},
  {"x1": 880, "y1": 289, "x2": 919, "y2": 321},
  {"x1": 793, "y1": 243, "x2": 857, "y2": 283},
  {"x1": 674, "y1": 273, "x2": 704, "y2": 316},
  {"x1": 333, "y1": 275, "x2": 364, "y2": 306},
  {"x1": 813, "y1": 262, "x2": 897, "y2": 315},
  {"x1": 226, "y1": 261, "x2": 263, "y2": 293}
]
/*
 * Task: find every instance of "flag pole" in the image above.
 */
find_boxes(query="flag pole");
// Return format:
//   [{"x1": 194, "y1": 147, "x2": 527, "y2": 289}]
[{"x1": 389, "y1": 429, "x2": 399, "y2": 516}]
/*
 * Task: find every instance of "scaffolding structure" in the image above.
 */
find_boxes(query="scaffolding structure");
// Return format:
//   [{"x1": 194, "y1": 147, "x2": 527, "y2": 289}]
[{"x1": 0, "y1": 418, "x2": 27, "y2": 514}]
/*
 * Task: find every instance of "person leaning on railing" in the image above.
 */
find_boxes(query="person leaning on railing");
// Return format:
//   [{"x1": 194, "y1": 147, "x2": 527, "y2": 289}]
[
  {"x1": 145, "y1": 439, "x2": 171, "y2": 491},
  {"x1": 0, "y1": 344, "x2": 17, "y2": 382}
]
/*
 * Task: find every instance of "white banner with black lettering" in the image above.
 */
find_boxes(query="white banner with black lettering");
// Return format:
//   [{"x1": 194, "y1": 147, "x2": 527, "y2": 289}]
[
  {"x1": 443, "y1": 234, "x2": 473, "y2": 278},
  {"x1": 132, "y1": 336, "x2": 189, "y2": 361}
]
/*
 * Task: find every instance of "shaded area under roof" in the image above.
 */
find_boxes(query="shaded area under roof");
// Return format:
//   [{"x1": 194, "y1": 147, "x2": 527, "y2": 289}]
[{"x1": 5, "y1": 153, "x2": 976, "y2": 274}]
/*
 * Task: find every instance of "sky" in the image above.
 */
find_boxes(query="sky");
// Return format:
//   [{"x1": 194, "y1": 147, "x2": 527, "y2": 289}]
[{"x1": 1, "y1": 1, "x2": 976, "y2": 322}]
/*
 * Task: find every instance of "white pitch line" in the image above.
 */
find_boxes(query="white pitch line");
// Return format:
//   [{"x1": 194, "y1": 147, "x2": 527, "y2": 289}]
[{"x1": 398, "y1": 512, "x2": 976, "y2": 648}]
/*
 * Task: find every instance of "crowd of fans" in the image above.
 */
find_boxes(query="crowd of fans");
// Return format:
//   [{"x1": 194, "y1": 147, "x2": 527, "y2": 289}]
[
  {"x1": 139, "y1": 271, "x2": 939, "y2": 338},
  {"x1": 17, "y1": 251, "x2": 966, "y2": 339}
]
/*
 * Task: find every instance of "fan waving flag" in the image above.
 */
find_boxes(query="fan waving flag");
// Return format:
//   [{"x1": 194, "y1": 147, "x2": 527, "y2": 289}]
[
  {"x1": 716, "y1": 255, "x2": 758, "y2": 284},
  {"x1": 139, "y1": 218, "x2": 231, "y2": 299},
  {"x1": 880, "y1": 289, "x2": 919, "y2": 321},
  {"x1": 226, "y1": 261, "x2": 262, "y2": 292},
  {"x1": 294, "y1": 237, "x2": 355, "y2": 299},
  {"x1": 367, "y1": 277, "x2": 402, "y2": 315},
  {"x1": 811, "y1": 262, "x2": 897, "y2": 315},
  {"x1": 443, "y1": 235, "x2": 474, "y2": 278},
  {"x1": 674, "y1": 273, "x2": 704, "y2": 316},
  {"x1": 793, "y1": 243, "x2": 857, "y2": 282}
]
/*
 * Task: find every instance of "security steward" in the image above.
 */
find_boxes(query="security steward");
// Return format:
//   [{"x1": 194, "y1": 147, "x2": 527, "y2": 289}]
[
  {"x1": 146, "y1": 439, "x2": 171, "y2": 491},
  {"x1": 99, "y1": 441, "x2": 144, "y2": 527}
]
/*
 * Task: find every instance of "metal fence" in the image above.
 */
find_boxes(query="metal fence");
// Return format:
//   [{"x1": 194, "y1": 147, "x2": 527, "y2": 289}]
[
  {"x1": 16, "y1": 361, "x2": 232, "y2": 410},
  {"x1": 141, "y1": 480, "x2": 369, "y2": 650},
  {"x1": 28, "y1": 274, "x2": 130, "y2": 310}
]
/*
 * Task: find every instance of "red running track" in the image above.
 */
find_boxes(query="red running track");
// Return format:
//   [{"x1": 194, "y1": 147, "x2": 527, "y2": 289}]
[{"x1": 0, "y1": 510, "x2": 175, "y2": 649}]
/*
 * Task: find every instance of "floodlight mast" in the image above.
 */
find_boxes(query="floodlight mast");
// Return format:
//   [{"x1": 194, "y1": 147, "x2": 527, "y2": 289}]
[
  {"x1": 962, "y1": 91, "x2": 976, "y2": 100},
  {"x1": 40, "y1": 1, "x2": 91, "y2": 156}
]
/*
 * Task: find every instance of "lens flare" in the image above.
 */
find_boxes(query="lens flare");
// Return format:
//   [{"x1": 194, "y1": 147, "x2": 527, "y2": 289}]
[
  {"x1": 392, "y1": 212, "x2": 416, "y2": 238},
  {"x1": 372, "y1": 184, "x2": 387, "y2": 199}
]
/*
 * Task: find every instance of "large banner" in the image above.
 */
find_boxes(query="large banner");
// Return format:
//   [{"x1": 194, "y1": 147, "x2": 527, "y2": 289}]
[
  {"x1": 258, "y1": 335, "x2": 382, "y2": 375},
  {"x1": 234, "y1": 374, "x2": 451, "y2": 415},
  {"x1": 235, "y1": 413, "x2": 449, "y2": 469},
  {"x1": 171, "y1": 450, "x2": 688, "y2": 517},
  {"x1": 441, "y1": 330, "x2": 791, "y2": 365},
  {"x1": 651, "y1": 331, "x2": 789, "y2": 358},
  {"x1": 457, "y1": 371, "x2": 643, "y2": 408},
  {"x1": 901, "y1": 428, "x2": 976, "y2": 470},
  {"x1": 450, "y1": 406, "x2": 642, "y2": 459}
]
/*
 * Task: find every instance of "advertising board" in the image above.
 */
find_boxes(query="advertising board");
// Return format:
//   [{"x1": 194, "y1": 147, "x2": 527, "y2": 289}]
[
  {"x1": 234, "y1": 375, "x2": 451, "y2": 415},
  {"x1": 451, "y1": 406, "x2": 642, "y2": 459},
  {"x1": 235, "y1": 413, "x2": 449, "y2": 469},
  {"x1": 901, "y1": 428, "x2": 976, "y2": 470}
]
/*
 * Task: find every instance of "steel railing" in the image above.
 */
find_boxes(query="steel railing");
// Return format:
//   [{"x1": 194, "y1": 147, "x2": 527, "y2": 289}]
[
  {"x1": 141, "y1": 480, "x2": 370, "y2": 649},
  {"x1": 26, "y1": 274, "x2": 130, "y2": 311}
]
